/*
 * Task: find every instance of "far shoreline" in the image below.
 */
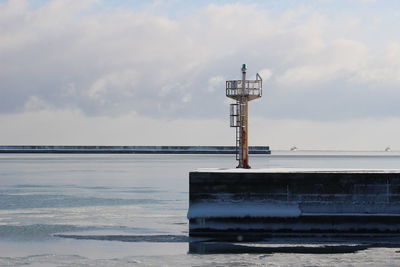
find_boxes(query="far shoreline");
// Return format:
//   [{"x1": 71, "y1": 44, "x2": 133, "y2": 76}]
[{"x1": 0, "y1": 145, "x2": 271, "y2": 155}]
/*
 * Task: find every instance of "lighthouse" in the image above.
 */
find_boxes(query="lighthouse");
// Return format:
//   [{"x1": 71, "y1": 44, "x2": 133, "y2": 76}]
[{"x1": 226, "y1": 64, "x2": 262, "y2": 168}]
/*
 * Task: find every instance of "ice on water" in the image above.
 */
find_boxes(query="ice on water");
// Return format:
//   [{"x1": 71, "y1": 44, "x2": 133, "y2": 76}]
[{"x1": 2, "y1": 153, "x2": 400, "y2": 266}]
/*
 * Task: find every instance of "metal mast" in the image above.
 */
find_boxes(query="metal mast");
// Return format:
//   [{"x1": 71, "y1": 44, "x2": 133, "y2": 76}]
[{"x1": 226, "y1": 64, "x2": 262, "y2": 168}]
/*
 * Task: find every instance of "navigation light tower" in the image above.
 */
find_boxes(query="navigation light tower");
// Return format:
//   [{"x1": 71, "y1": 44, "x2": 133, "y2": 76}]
[{"x1": 226, "y1": 64, "x2": 262, "y2": 168}]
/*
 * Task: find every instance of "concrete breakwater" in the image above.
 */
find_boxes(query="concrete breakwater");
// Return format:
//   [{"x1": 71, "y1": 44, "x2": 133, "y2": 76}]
[
  {"x1": 188, "y1": 169, "x2": 400, "y2": 239},
  {"x1": 0, "y1": 145, "x2": 270, "y2": 154}
]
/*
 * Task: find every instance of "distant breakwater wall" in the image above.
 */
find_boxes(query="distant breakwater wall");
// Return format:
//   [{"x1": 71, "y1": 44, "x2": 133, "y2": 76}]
[
  {"x1": 0, "y1": 145, "x2": 270, "y2": 154},
  {"x1": 188, "y1": 169, "x2": 400, "y2": 239}
]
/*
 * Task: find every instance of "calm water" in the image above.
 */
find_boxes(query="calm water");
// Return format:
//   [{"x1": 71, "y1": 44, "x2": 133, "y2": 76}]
[{"x1": 1, "y1": 152, "x2": 400, "y2": 266}]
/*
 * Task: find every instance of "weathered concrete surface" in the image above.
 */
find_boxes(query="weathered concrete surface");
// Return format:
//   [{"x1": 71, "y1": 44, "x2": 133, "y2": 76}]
[
  {"x1": 188, "y1": 169, "x2": 400, "y2": 238},
  {"x1": 0, "y1": 145, "x2": 270, "y2": 154}
]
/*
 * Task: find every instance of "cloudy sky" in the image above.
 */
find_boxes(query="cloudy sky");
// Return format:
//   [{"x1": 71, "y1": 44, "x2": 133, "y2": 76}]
[{"x1": 1, "y1": 0, "x2": 400, "y2": 150}]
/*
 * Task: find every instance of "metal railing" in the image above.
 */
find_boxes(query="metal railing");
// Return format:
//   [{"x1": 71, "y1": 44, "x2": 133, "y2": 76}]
[{"x1": 226, "y1": 73, "x2": 262, "y2": 98}]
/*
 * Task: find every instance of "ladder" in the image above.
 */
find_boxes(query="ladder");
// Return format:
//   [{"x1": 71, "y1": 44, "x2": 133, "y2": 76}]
[
  {"x1": 230, "y1": 102, "x2": 244, "y2": 161},
  {"x1": 236, "y1": 126, "x2": 241, "y2": 160}
]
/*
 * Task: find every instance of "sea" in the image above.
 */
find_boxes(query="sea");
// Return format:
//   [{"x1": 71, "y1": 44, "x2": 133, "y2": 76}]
[{"x1": 2, "y1": 151, "x2": 400, "y2": 266}]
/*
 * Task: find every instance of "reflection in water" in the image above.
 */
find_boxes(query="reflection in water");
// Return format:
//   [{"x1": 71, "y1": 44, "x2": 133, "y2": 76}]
[
  {"x1": 56, "y1": 234, "x2": 400, "y2": 255},
  {"x1": 188, "y1": 234, "x2": 400, "y2": 254},
  {"x1": 55, "y1": 234, "x2": 189, "y2": 242},
  {"x1": 188, "y1": 242, "x2": 371, "y2": 254}
]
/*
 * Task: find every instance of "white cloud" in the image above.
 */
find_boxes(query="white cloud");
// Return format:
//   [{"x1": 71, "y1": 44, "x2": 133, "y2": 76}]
[
  {"x1": 181, "y1": 93, "x2": 192, "y2": 103},
  {"x1": 351, "y1": 42, "x2": 400, "y2": 85},
  {"x1": 87, "y1": 69, "x2": 138, "y2": 102},
  {"x1": 276, "y1": 39, "x2": 368, "y2": 88},
  {"x1": 207, "y1": 76, "x2": 224, "y2": 92},
  {"x1": 24, "y1": 96, "x2": 48, "y2": 111},
  {"x1": 258, "y1": 69, "x2": 272, "y2": 81},
  {"x1": 351, "y1": 0, "x2": 377, "y2": 2},
  {"x1": 1, "y1": 0, "x2": 400, "y2": 148}
]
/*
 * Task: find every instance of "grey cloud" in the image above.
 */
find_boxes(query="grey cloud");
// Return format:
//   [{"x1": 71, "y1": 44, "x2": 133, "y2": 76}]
[{"x1": 1, "y1": 1, "x2": 400, "y2": 121}]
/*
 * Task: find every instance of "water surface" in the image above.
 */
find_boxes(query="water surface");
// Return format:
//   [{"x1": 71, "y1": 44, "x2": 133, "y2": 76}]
[{"x1": 1, "y1": 152, "x2": 400, "y2": 266}]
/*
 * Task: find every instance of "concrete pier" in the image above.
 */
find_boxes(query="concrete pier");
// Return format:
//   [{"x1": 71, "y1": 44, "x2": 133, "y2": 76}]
[
  {"x1": 0, "y1": 145, "x2": 270, "y2": 154},
  {"x1": 188, "y1": 169, "x2": 400, "y2": 238}
]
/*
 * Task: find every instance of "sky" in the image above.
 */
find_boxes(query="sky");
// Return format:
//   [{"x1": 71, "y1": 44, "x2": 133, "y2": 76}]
[{"x1": 1, "y1": 0, "x2": 400, "y2": 150}]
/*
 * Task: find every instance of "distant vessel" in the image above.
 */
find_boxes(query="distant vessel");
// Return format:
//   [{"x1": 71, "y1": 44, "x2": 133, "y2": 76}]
[
  {"x1": 385, "y1": 147, "x2": 391, "y2": 152},
  {"x1": 290, "y1": 146, "x2": 298, "y2": 151}
]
